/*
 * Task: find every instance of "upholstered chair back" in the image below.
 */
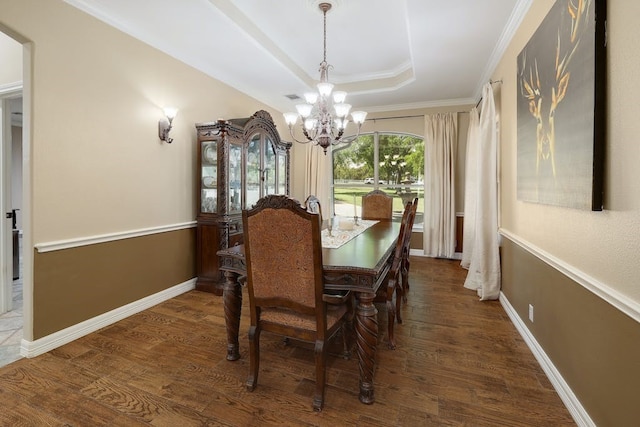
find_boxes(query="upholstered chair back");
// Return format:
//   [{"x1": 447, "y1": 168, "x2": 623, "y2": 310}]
[
  {"x1": 243, "y1": 195, "x2": 323, "y2": 313},
  {"x1": 361, "y1": 190, "x2": 393, "y2": 221}
]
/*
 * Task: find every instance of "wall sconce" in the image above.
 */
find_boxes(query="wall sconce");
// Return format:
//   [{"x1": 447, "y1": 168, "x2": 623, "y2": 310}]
[{"x1": 158, "y1": 107, "x2": 178, "y2": 143}]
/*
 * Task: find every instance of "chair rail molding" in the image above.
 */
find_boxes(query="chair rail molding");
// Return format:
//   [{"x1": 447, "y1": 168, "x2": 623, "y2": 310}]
[
  {"x1": 35, "y1": 221, "x2": 197, "y2": 253},
  {"x1": 499, "y1": 228, "x2": 640, "y2": 324}
]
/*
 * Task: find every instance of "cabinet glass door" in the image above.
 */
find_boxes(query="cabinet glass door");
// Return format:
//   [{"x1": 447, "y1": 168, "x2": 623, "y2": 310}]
[
  {"x1": 246, "y1": 133, "x2": 261, "y2": 208},
  {"x1": 228, "y1": 143, "x2": 243, "y2": 213},
  {"x1": 264, "y1": 137, "x2": 276, "y2": 196},
  {"x1": 278, "y1": 151, "x2": 286, "y2": 195},
  {"x1": 201, "y1": 141, "x2": 217, "y2": 213}
]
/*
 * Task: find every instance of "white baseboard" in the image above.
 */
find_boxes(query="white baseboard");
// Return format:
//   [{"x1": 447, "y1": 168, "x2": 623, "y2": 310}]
[
  {"x1": 409, "y1": 249, "x2": 462, "y2": 260},
  {"x1": 499, "y1": 292, "x2": 595, "y2": 427},
  {"x1": 20, "y1": 279, "x2": 196, "y2": 358}
]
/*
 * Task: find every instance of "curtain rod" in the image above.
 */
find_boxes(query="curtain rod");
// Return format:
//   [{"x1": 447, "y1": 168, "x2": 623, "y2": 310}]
[
  {"x1": 474, "y1": 79, "x2": 503, "y2": 109},
  {"x1": 369, "y1": 111, "x2": 470, "y2": 121}
]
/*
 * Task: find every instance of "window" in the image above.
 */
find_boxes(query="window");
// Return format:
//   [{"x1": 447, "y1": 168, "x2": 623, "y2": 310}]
[{"x1": 332, "y1": 132, "x2": 424, "y2": 230}]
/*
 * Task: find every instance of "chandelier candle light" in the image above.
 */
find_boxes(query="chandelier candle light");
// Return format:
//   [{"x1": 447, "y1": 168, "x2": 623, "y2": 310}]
[{"x1": 283, "y1": 2, "x2": 367, "y2": 154}]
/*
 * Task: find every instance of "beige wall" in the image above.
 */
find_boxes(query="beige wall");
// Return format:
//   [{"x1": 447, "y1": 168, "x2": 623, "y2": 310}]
[
  {"x1": 0, "y1": 0, "x2": 284, "y2": 339},
  {"x1": 1, "y1": 0, "x2": 286, "y2": 244},
  {"x1": 496, "y1": 0, "x2": 640, "y2": 424},
  {"x1": 0, "y1": 30, "x2": 21, "y2": 86},
  {"x1": 4, "y1": 2, "x2": 636, "y2": 423},
  {"x1": 496, "y1": 0, "x2": 640, "y2": 305}
]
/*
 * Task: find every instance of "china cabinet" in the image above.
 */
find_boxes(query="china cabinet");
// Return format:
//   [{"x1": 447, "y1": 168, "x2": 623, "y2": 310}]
[{"x1": 195, "y1": 110, "x2": 291, "y2": 294}]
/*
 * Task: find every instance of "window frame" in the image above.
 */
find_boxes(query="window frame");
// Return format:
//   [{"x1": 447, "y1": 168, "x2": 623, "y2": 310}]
[{"x1": 330, "y1": 131, "x2": 424, "y2": 226}]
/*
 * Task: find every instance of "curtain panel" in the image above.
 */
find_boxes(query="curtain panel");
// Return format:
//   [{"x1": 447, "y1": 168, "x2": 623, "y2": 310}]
[
  {"x1": 423, "y1": 112, "x2": 457, "y2": 258},
  {"x1": 462, "y1": 83, "x2": 501, "y2": 300},
  {"x1": 461, "y1": 107, "x2": 480, "y2": 269},
  {"x1": 303, "y1": 144, "x2": 332, "y2": 217}
]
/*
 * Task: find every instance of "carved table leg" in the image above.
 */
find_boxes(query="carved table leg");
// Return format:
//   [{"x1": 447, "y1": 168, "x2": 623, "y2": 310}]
[
  {"x1": 223, "y1": 270, "x2": 242, "y2": 361},
  {"x1": 355, "y1": 291, "x2": 378, "y2": 404}
]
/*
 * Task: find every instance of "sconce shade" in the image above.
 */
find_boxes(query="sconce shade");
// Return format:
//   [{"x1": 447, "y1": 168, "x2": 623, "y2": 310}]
[
  {"x1": 163, "y1": 107, "x2": 178, "y2": 120},
  {"x1": 351, "y1": 111, "x2": 367, "y2": 124},
  {"x1": 283, "y1": 112, "x2": 299, "y2": 126},
  {"x1": 159, "y1": 107, "x2": 178, "y2": 143},
  {"x1": 333, "y1": 91, "x2": 347, "y2": 103}
]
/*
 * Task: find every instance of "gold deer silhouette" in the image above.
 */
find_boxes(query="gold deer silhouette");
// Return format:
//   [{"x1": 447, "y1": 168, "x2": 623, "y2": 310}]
[{"x1": 519, "y1": 0, "x2": 590, "y2": 179}]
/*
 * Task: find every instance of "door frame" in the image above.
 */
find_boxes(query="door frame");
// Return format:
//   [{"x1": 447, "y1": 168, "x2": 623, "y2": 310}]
[
  {"x1": 0, "y1": 84, "x2": 21, "y2": 315},
  {"x1": 0, "y1": 28, "x2": 33, "y2": 347}
]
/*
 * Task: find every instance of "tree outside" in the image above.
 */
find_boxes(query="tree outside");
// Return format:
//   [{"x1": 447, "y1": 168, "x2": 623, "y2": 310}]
[
  {"x1": 333, "y1": 134, "x2": 424, "y2": 184},
  {"x1": 332, "y1": 133, "x2": 425, "y2": 223}
]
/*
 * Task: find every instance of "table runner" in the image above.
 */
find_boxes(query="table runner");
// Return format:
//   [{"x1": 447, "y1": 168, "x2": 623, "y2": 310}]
[{"x1": 321, "y1": 219, "x2": 378, "y2": 249}]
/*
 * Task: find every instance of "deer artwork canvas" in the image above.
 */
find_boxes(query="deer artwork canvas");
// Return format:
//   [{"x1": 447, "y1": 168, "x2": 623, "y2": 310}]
[{"x1": 517, "y1": 0, "x2": 606, "y2": 210}]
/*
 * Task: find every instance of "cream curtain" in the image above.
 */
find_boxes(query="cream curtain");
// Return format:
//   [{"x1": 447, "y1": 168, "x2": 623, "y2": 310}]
[
  {"x1": 461, "y1": 107, "x2": 480, "y2": 269},
  {"x1": 423, "y1": 112, "x2": 457, "y2": 258},
  {"x1": 462, "y1": 83, "x2": 501, "y2": 300},
  {"x1": 302, "y1": 143, "x2": 332, "y2": 217}
]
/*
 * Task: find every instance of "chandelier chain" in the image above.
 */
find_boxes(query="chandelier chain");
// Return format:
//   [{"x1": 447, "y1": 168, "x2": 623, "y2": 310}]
[{"x1": 323, "y1": 6, "x2": 327, "y2": 63}]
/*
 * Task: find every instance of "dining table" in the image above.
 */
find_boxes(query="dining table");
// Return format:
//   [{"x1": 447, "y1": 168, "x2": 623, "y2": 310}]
[{"x1": 216, "y1": 219, "x2": 400, "y2": 404}]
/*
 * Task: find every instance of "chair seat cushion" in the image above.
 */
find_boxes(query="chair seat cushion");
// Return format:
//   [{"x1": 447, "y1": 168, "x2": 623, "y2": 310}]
[{"x1": 260, "y1": 303, "x2": 348, "y2": 332}]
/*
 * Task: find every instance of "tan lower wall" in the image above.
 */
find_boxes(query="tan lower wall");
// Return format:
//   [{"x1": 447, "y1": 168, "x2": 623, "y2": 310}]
[
  {"x1": 409, "y1": 232, "x2": 422, "y2": 251},
  {"x1": 501, "y1": 237, "x2": 640, "y2": 426},
  {"x1": 33, "y1": 228, "x2": 196, "y2": 339},
  {"x1": 409, "y1": 216, "x2": 463, "y2": 253}
]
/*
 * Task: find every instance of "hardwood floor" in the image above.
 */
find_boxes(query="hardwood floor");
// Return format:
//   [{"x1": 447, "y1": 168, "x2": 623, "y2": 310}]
[{"x1": 0, "y1": 257, "x2": 576, "y2": 426}]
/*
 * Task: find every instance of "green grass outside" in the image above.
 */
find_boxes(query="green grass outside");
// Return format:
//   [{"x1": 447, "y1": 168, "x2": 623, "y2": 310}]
[{"x1": 334, "y1": 186, "x2": 424, "y2": 213}]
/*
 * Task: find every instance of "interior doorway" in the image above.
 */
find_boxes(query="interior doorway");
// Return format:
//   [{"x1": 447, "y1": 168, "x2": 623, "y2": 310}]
[
  {"x1": 0, "y1": 93, "x2": 23, "y2": 367},
  {"x1": 0, "y1": 28, "x2": 25, "y2": 367}
]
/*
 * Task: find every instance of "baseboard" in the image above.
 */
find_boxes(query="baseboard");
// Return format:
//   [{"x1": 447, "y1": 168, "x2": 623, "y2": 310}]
[
  {"x1": 20, "y1": 279, "x2": 196, "y2": 358},
  {"x1": 499, "y1": 292, "x2": 595, "y2": 427},
  {"x1": 409, "y1": 249, "x2": 424, "y2": 257},
  {"x1": 409, "y1": 249, "x2": 462, "y2": 260}
]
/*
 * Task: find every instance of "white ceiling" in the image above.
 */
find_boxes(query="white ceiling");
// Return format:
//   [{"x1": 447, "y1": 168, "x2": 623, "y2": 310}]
[{"x1": 64, "y1": 0, "x2": 531, "y2": 113}]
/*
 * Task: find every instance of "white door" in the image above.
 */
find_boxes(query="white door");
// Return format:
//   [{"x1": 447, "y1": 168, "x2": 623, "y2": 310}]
[{"x1": 0, "y1": 96, "x2": 13, "y2": 314}]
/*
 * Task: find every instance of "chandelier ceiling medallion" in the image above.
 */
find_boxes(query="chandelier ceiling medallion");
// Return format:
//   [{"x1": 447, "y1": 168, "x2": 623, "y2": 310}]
[{"x1": 283, "y1": 2, "x2": 367, "y2": 154}]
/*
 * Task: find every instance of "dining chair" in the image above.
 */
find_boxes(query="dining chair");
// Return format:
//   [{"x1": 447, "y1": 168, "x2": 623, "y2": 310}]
[
  {"x1": 361, "y1": 189, "x2": 393, "y2": 221},
  {"x1": 304, "y1": 194, "x2": 323, "y2": 219},
  {"x1": 401, "y1": 197, "x2": 418, "y2": 303},
  {"x1": 374, "y1": 198, "x2": 413, "y2": 349},
  {"x1": 242, "y1": 194, "x2": 351, "y2": 412}
]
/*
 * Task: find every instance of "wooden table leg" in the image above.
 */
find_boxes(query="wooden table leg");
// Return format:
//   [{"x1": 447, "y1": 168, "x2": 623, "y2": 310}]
[
  {"x1": 222, "y1": 270, "x2": 242, "y2": 361},
  {"x1": 355, "y1": 291, "x2": 378, "y2": 404}
]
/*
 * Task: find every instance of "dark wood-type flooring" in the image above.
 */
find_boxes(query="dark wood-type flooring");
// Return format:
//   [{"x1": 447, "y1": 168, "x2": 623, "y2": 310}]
[{"x1": 0, "y1": 257, "x2": 576, "y2": 426}]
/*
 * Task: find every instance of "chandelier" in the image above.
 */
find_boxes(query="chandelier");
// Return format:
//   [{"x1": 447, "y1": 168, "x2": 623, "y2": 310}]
[{"x1": 283, "y1": 2, "x2": 367, "y2": 154}]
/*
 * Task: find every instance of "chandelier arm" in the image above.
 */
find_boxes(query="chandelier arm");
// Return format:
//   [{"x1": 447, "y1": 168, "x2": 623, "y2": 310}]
[
  {"x1": 282, "y1": 2, "x2": 366, "y2": 153},
  {"x1": 287, "y1": 127, "x2": 314, "y2": 144},
  {"x1": 302, "y1": 127, "x2": 315, "y2": 142},
  {"x1": 332, "y1": 123, "x2": 364, "y2": 144}
]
